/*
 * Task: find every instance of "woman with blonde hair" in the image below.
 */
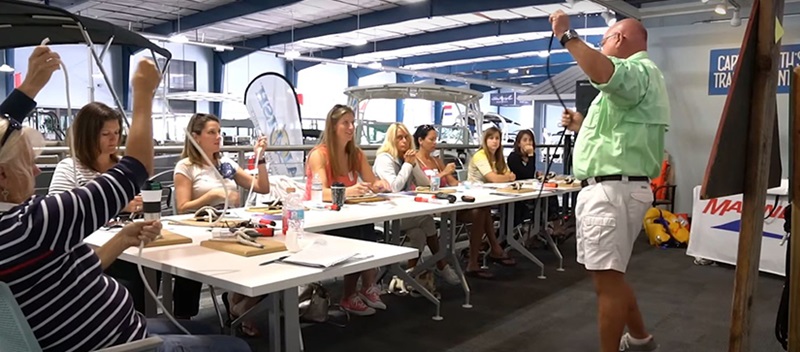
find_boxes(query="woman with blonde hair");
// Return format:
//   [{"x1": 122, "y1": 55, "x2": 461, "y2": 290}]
[
  {"x1": 413, "y1": 125, "x2": 515, "y2": 280},
  {"x1": 173, "y1": 112, "x2": 270, "y2": 336},
  {"x1": 373, "y1": 123, "x2": 459, "y2": 285},
  {"x1": 306, "y1": 104, "x2": 390, "y2": 316}
]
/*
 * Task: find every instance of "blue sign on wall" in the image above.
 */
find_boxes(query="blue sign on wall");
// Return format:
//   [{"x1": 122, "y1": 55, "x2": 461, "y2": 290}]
[{"x1": 708, "y1": 44, "x2": 800, "y2": 95}]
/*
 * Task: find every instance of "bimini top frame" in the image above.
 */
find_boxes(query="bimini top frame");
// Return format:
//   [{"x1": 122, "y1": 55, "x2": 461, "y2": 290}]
[
  {"x1": 343, "y1": 83, "x2": 485, "y2": 145},
  {"x1": 0, "y1": 0, "x2": 172, "y2": 125}
]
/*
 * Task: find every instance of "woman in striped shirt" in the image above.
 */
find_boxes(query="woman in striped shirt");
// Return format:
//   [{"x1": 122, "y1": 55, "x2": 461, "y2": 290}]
[
  {"x1": 47, "y1": 102, "x2": 151, "y2": 314},
  {"x1": 0, "y1": 47, "x2": 251, "y2": 352}
]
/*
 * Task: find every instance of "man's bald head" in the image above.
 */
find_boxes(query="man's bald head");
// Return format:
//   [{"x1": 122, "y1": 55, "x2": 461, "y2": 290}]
[{"x1": 601, "y1": 19, "x2": 648, "y2": 58}]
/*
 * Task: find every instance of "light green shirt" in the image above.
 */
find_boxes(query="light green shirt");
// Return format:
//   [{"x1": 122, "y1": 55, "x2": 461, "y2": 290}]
[{"x1": 572, "y1": 51, "x2": 670, "y2": 180}]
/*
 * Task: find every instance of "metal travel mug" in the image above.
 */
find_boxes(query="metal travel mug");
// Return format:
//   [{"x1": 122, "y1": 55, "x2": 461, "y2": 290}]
[
  {"x1": 331, "y1": 182, "x2": 346, "y2": 208},
  {"x1": 141, "y1": 180, "x2": 162, "y2": 222}
]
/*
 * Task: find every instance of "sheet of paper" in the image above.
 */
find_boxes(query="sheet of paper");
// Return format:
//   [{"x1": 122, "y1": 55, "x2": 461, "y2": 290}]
[{"x1": 283, "y1": 244, "x2": 358, "y2": 268}]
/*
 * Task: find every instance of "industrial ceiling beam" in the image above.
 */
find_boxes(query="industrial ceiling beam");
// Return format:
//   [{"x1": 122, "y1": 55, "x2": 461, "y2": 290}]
[
  {"x1": 590, "y1": 0, "x2": 641, "y2": 19},
  {"x1": 224, "y1": 0, "x2": 562, "y2": 50},
  {"x1": 220, "y1": 2, "x2": 606, "y2": 62},
  {"x1": 464, "y1": 64, "x2": 571, "y2": 81},
  {"x1": 428, "y1": 53, "x2": 575, "y2": 75},
  {"x1": 380, "y1": 34, "x2": 601, "y2": 67},
  {"x1": 144, "y1": 0, "x2": 304, "y2": 35},
  {"x1": 300, "y1": 14, "x2": 606, "y2": 63}
]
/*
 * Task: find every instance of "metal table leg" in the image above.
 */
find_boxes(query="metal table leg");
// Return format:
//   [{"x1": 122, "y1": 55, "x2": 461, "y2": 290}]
[
  {"x1": 207, "y1": 286, "x2": 226, "y2": 333},
  {"x1": 542, "y1": 196, "x2": 565, "y2": 271},
  {"x1": 404, "y1": 211, "x2": 471, "y2": 309},
  {"x1": 390, "y1": 264, "x2": 442, "y2": 320},
  {"x1": 143, "y1": 268, "x2": 158, "y2": 318},
  {"x1": 269, "y1": 293, "x2": 281, "y2": 351},
  {"x1": 504, "y1": 202, "x2": 546, "y2": 279},
  {"x1": 282, "y1": 288, "x2": 302, "y2": 352},
  {"x1": 446, "y1": 212, "x2": 472, "y2": 308},
  {"x1": 161, "y1": 272, "x2": 173, "y2": 314}
]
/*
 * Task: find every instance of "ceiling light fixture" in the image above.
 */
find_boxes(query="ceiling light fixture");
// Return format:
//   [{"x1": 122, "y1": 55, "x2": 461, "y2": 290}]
[
  {"x1": 352, "y1": 37, "x2": 368, "y2": 46},
  {"x1": 284, "y1": 50, "x2": 301, "y2": 60},
  {"x1": 259, "y1": 52, "x2": 531, "y2": 90},
  {"x1": 730, "y1": 8, "x2": 741, "y2": 26},
  {"x1": 508, "y1": 68, "x2": 519, "y2": 74},
  {"x1": 601, "y1": 10, "x2": 617, "y2": 26},
  {"x1": 715, "y1": 3, "x2": 727, "y2": 15},
  {"x1": 140, "y1": 34, "x2": 233, "y2": 51},
  {"x1": 0, "y1": 64, "x2": 14, "y2": 73},
  {"x1": 168, "y1": 33, "x2": 189, "y2": 43}
]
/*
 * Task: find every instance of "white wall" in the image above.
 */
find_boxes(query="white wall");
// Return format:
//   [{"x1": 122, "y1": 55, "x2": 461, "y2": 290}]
[
  {"x1": 131, "y1": 43, "x2": 212, "y2": 141},
  {"x1": 402, "y1": 98, "x2": 433, "y2": 128},
  {"x1": 14, "y1": 44, "x2": 117, "y2": 109},
  {"x1": 358, "y1": 71, "x2": 397, "y2": 122},
  {"x1": 498, "y1": 105, "x2": 534, "y2": 128},
  {"x1": 297, "y1": 64, "x2": 348, "y2": 121},
  {"x1": 479, "y1": 91, "x2": 497, "y2": 114},
  {"x1": 221, "y1": 51, "x2": 285, "y2": 119},
  {"x1": 647, "y1": 19, "x2": 800, "y2": 213}
]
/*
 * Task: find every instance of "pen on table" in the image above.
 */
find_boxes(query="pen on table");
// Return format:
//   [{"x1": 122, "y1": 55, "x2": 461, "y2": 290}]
[{"x1": 259, "y1": 255, "x2": 289, "y2": 266}]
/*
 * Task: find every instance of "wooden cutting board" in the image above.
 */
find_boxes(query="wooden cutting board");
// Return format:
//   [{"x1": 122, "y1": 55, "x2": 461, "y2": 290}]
[
  {"x1": 168, "y1": 218, "x2": 250, "y2": 228},
  {"x1": 244, "y1": 206, "x2": 283, "y2": 214},
  {"x1": 244, "y1": 206, "x2": 309, "y2": 215},
  {"x1": 145, "y1": 230, "x2": 193, "y2": 248},
  {"x1": 414, "y1": 188, "x2": 456, "y2": 194},
  {"x1": 496, "y1": 187, "x2": 537, "y2": 194},
  {"x1": 345, "y1": 195, "x2": 386, "y2": 204},
  {"x1": 200, "y1": 238, "x2": 287, "y2": 257}
]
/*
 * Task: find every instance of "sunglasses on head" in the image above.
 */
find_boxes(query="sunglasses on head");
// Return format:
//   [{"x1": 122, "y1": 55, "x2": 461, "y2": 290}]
[
  {"x1": 0, "y1": 114, "x2": 22, "y2": 150},
  {"x1": 418, "y1": 124, "x2": 436, "y2": 133}
]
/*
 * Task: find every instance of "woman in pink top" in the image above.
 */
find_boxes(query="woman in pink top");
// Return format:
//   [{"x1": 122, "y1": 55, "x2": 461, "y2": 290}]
[
  {"x1": 306, "y1": 104, "x2": 389, "y2": 316},
  {"x1": 413, "y1": 125, "x2": 516, "y2": 279}
]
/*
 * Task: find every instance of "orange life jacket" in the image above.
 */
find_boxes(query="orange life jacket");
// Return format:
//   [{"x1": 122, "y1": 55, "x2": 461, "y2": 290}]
[{"x1": 650, "y1": 158, "x2": 670, "y2": 200}]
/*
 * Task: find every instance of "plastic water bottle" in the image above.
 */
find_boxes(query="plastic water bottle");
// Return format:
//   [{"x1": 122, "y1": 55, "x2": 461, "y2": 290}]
[
  {"x1": 282, "y1": 187, "x2": 304, "y2": 252},
  {"x1": 310, "y1": 173, "x2": 323, "y2": 204}
]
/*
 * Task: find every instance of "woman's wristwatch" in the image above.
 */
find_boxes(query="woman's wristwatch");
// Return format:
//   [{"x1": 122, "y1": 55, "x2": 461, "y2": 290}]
[{"x1": 257, "y1": 154, "x2": 268, "y2": 166}]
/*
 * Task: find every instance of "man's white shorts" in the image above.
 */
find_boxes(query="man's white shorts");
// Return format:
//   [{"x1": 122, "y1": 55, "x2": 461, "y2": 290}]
[{"x1": 575, "y1": 180, "x2": 653, "y2": 273}]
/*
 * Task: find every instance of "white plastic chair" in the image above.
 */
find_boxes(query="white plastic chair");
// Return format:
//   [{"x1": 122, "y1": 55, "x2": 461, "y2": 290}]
[{"x1": 0, "y1": 282, "x2": 163, "y2": 352}]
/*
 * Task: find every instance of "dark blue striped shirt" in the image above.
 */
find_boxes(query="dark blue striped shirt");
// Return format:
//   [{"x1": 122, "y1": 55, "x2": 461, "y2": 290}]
[{"x1": 0, "y1": 156, "x2": 149, "y2": 351}]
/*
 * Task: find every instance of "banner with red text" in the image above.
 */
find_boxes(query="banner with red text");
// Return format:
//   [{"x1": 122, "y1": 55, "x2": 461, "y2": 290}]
[{"x1": 687, "y1": 185, "x2": 788, "y2": 276}]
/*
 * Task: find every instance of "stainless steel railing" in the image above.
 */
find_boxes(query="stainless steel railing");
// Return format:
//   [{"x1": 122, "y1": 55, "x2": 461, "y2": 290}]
[{"x1": 33, "y1": 142, "x2": 572, "y2": 197}]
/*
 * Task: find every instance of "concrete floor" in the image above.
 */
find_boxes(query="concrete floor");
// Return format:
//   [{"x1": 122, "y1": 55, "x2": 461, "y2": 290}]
[{"x1": 192, "y1": 235, "x2": 787, "y2": 352}]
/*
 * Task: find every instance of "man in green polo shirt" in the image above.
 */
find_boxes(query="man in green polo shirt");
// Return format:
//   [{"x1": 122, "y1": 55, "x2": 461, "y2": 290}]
[{"x1": 550, "y1": 11, "x2": 670, "y2": 352}]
